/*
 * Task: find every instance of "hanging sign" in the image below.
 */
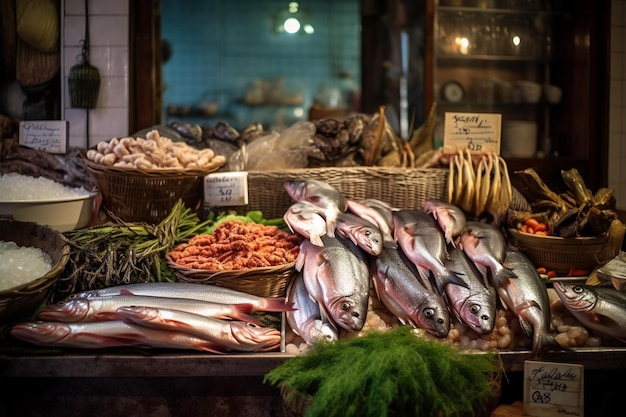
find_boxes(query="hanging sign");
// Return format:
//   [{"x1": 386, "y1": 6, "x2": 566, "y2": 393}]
[
  {"x1": 204, "y1": 171, "x2": 248, "y2": 207},
  {"x1": 523, "y1": 360, "x2": 584, "y2": 417},
  {"x1": 442, "y1": 112, "x2": 501, "y2": 154},
  {"x1": 19, "y1": 121, "x2": 69, "y2": 154}
]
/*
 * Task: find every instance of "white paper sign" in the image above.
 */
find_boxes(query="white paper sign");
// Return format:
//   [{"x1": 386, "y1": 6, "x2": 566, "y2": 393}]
[
  {"x1": 19, "y1": 120, "x2": 69, "y2": 154},
  {"x1": 204, "y1": 171, "x2": 248, "y2": 207},
  {"x1": 443, "y1": 112, "x2": 501, "y2": 154},
  {"x1": 523, "y1": 360, "x2": 584, "y2": 417}
]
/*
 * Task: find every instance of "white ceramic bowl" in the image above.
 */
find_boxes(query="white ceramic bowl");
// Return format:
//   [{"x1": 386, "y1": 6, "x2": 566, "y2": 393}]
[
  {"x1": 514, "y1": 80, "x2": 542, "y2": 103},
  {"x1": 0, "y1": 193, "x2": 96, "y2": 232},
  {"x1": 502, "y1": 120, "x2": 538, "y2": 158}
]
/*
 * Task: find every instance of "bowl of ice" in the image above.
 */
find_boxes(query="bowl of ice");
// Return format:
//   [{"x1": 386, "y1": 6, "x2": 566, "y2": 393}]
[
  {"x1": 0, "y1": 172, "x2": 96, "y2": 232},
  {"x1": 0, "y1": 219, "x2": 69, "y2": 324}
]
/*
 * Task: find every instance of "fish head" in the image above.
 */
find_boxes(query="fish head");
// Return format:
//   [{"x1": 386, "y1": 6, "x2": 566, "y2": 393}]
[
  {"x1": 10, "y1": 321, "x2": 72, "y2": 345},
  {"x1": 38, "y1": 298, "x2": 91, "y2": 322},
  {"x1": 457, "y1": 293, "x2": 497, "y2": 335},
  {"x1": 414, "y1": 300, "x2": 450, "y2": 338},
  {"x1": 230, "y1": 322, "x2": 282, "y2": 352},
  {"x1": 284, "y1": 180, "x2": 307, "y2": 201},
  {"x1": 328, "y1": 296, "x2": 368, "y2": 331},
  {"x1": 553, "y1": 283, "x2": 597, "y2": 312},
  {"x1": 309, "y1": 320, "x2": 339, "y2": 343}
]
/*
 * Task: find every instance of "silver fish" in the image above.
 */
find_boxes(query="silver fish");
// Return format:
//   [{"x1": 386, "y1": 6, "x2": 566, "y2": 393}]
[
  {"x1": 553, "y1": 282, "x2": 626, "y2": 343},
  {"x1": 286, "y1": 271, "x2": 338, "y2": 345},
  {"x1": 444, "y1": 246, "x2": 497, "y2": 335},
  {"x1": 422, "y1": 199, "x2": 467, "y2": 247},
  {"x1": 116, "y1": 306, "x2": 281, "y2": 352},
  {"x1": 284, "y1": 179, "x2": 348, "y2": 237},
  {"x1": 336, "y1": 211, "x2": 383, "y2": 256},
  {"x1": 68, "y1": 282, "x2": 294, "y2": 313},
  {"x1": 347, "y1": 199, "x2": 395, "y2": 244},
  {"x1": 371, "y1": 245, "x2": 450, "y2": 338},
  {"x1": 459, "y1": 221, "x2": 516, "y2": 288},
  {"x1": 393, "y1": 209, "x2": 467, "y2": 294},
  {"x1": 295, "y1": 235, "x2": 370, "y2": 332},
  {"x1": 500, "y1": 248, "x2": 560, "y2": 357},
  {"x1": 38, "y1": 295, "x2": 262, "y2": 325},
  {"x1": 283, "y1": 201, "x2": 328, "y2": 246},
  {"x1": 10, "y1": 320, "x2": 227, "y2": 353}
]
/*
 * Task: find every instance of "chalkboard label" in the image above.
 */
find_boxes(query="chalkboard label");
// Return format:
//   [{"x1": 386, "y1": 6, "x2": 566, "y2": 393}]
[
  {"x1": 19, "y1": 120, "x2": 69, "y2": 154},
  {"x1": 443, "y1": 112, "x2": 501, "y2": 154},
  {"x1": 204, "y1": 171, "x2": 249, "y2": 207},
  {"x1": 523, "y1": 360, "x2": 584, "y2": 417}
]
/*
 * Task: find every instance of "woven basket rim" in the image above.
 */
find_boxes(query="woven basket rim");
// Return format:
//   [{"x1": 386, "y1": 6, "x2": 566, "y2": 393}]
[
  {"x1": 166, "y1": 255, "x2": 296, "y2": 281},
  {"x1": 85, "y1": 159, "x2": 221, "y2": 178},
  {"x1": 508, "y1": 228, "x2": 607, "y2": 243}
]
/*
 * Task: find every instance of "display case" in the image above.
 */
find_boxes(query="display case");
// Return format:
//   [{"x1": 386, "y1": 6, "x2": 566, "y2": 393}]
[{"x1": 424, "y1": 0, "x2": 610, "y2": 191}]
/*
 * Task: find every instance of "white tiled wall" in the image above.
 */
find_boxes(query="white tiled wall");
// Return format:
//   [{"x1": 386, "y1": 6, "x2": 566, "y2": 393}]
[
  {"x1": 62, "y1": 0, "x2": 129, "y2": 148},
  {"x1": 609, "y1": 0, "x2": 626, "y2": 210}
]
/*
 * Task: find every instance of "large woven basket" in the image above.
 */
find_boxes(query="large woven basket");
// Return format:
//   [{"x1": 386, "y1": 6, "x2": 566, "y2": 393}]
[
  {"x1": 85, "y1": 160, "x2": 220, "y2": 224},
  {"x1": 508, "y1": 228, "x2": 620, "y2": 275},
  {"x1": 166, "y1": 255, "x2": 295, "y2": 298},
  {"x1": 0, "y1": 219, "x2": 69, "y2": 325},
  {"x1": 229, "y1": 166, "x2": 449, "y2": 219}
]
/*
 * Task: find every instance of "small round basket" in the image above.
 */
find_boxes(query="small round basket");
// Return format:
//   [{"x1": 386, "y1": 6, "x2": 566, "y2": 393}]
[
  {"x1": 166, "y1": 255, "x2": 295, "y2": 298},
  {"x1": 0, "y1": 220, "x2": 69, "y2": 325},
  {"x1": 85, "y1": 160, "x2": 221, "y2": 224},
  {"x1": 508, "y1": 228, "x2": 619, "y2": 275}
]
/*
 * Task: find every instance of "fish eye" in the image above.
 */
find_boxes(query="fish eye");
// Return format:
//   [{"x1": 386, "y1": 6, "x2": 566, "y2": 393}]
[
  {"x1": 470, "y1": 304, "x2": 481, "y2": 314},
  {"x1": 573, "y1": 286, "x2": 584, "y2": 293},
  {"x1": 341, "y1": 302, "x2": 351, "y2": 311},
  {"x1": 246, "y1": 323, "x2": 260, "y2": 328},
  {"x1": 364, "y1": 230, "x2": 371, "y2": 236},
  {"x1": 424, "y1": 308, "x2": 435, "y2": 318}
]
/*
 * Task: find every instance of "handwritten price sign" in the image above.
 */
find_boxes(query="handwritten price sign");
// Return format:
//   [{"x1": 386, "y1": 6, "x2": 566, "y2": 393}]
[
  {"x1": 443, "y1": 112, "x2": 501, "y2": 154},
  {"x1": 204, "y1": 171, "x2": 249, "y2": 207},
  {"x1": 523, "y1": 360, "x2": 584, "y2": 417},
  {"x1": 19, "y1": 121, "x2": 68, "y2": 154}
]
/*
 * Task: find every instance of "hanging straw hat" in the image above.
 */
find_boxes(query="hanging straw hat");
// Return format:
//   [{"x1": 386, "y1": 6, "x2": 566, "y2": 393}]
[{"x1": 16, "y1": 37, "x2": 59, "y2": 87}]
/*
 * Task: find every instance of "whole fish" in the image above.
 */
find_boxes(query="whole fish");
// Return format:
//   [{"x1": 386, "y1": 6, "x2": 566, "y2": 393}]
[
  {"x1": 116, "y1": 306, "x2": 281, "y2": 352},
  {"x1": 459, "y1": 221, "x2": 516, "y2": 288},
  {"x1": 371, "y1": 245, "x2": 450, "y2": 338},
  {"x1": 284, "y1": 179, "x2": 348, "y2": 237},
  {"x1": 10, "y1": 320, "x2": 227, "y2": 353},
  {"x1": 500, "y1": 248, "x2": 561, "y2": 357},
  {"x1": 335, "y1": 211, "x2": 383, "y2": 256},
  {"x1": 422, "y1": 199, "x2": 467, "y2": 247},
  {"x1": 68, "y1": 282, "x2": 295, "y2": 313},
  {"x1": 295, "y1": 235, "x2": 370, "y2": 332},
  {"x1": 347, "y1": 199, "x2": 395, "y2": 244},
  {"x1": 443, "y1": 246, "x2": 497, "y2": 335},
  {"x1": 393, "y1": 209, "x2": 467, "y2": 294},
  {"x1": 283, "y1": 201, "x2": 328, "y2": 246},
  {"x1": 38, "y1": 295, "x2": 262, "y2": 325},
  {"x1": 286, "y1": 271, "x2": 338, "y2": 345},
  {"x1": 553, "y1": 282, "x2": 626, "y2": 343}
]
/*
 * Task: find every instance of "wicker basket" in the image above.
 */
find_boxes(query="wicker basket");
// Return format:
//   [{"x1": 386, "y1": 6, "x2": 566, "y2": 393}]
[
  {"x1": 0, "y1": 219, "x2": 69, "y2": 325},
  {"x1": 508, "y1": 228, "x2": 619, "y2": 275},
  {"x1": 166, "y1": 255, "x2": 295, "y2": 298},
  {"x1": 229, "y1": 166, "x2": 449, "y2": 219},
  {"x1": 85, "y1": 160, "x2": 220, "y2": 224}
]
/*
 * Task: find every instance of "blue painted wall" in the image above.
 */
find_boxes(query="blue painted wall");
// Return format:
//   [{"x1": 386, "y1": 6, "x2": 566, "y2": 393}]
[{"x1": 161, "y1": 0, "x2": 360, "y2": 130}]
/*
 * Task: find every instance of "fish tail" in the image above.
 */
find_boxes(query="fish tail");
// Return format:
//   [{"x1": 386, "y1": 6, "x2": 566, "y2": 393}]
[
  {"x1": 533, "y1": 332, "x2": 562, "y2": 358},
  {"x1": 232, "y1": 304, "x2": 264, "y2": 326},
  {"x1": 491, "y1": 266, "x2": 517, "y2": 287},
  {"x1": 326, "y1": 220, "x2": 337, "y2": 238}
]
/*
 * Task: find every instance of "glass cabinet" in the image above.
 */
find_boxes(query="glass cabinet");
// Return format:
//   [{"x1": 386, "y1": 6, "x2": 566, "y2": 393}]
[{"x1": 424, "y1": 0, "x2": 609, "y2": 191}]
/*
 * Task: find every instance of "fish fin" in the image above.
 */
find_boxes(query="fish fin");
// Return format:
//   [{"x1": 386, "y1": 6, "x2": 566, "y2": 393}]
[
  {"x1": 309, "y1": 233, "x2": 325, "y2": 247},
  {"x1": 259, "y1": 297, "x2": 296, "y2": 313},
  {"x1": 119, "y1": 289, "x2": 135, "y2": 295},
  {"x1": 295, "y1": 251, "x2": 306, "y2": 271},
  {"x1": 490, "y1": 266, "x2": 517, "y2": 288},
  {"x1": 231, "y1": 304, "x2": 264, "y2": 326},
  {"x1": 439, "y1": 270, "x2": 470, "y2": 294},
  {"x1": 326, "y1": 220, "x2": 337, "y2": 238},
  {"x1": 196, "y1": 341, "x2": 230, "y2": 354},
  {"x1": 518, "y1": 317, "x2": 534, "y2": 338},
  {"x1": 532, "y1": 332, "x2": 563, "y2": 358}
]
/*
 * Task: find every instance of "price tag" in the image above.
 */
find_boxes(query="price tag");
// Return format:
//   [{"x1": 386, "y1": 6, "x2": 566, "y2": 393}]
[
  {"x1": 442, "y1": 112, "x2": 501, "y2": 154},
  {"x1": 523, "y1": 360, "x2": 584, "y2": 417},
  {"x1": 19, "y1": 120, "x2": 69, "y2": 154},
  {"x1": 204, "y1": 171, "x2": 248, "y2": 207}
]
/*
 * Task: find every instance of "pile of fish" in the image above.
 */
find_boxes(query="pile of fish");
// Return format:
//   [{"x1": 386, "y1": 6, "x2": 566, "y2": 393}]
[
  {"x1": 283, "y1": 178, "x2": 565, "y2": 357},
  {"x1": 10, "y1": 283, "x2": 289, "y2": 353}
]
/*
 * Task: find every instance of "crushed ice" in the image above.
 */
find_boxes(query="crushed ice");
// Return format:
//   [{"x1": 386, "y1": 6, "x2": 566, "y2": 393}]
[
  {"x1": 0, "y1": 173, "x2": 90, "y2": 201},
  {"x1": 0, "y1": 240, "x2": 53, "y2": 291}
]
